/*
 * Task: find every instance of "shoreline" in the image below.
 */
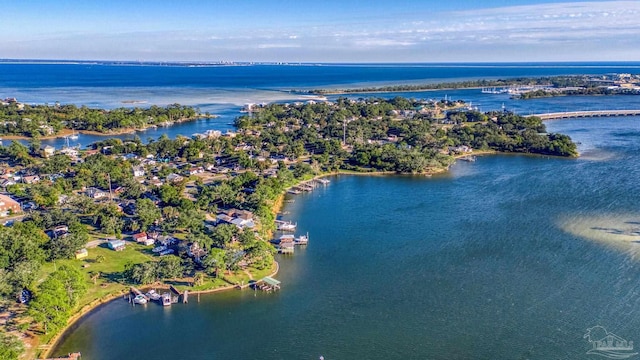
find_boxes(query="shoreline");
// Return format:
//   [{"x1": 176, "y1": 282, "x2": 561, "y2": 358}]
[
  {"x1": 0, "y1": 115, "x2": 215, "y2": 141},
  {"x1": 39, "y1": 149, "x2": 572, "y2": 358},
  {"x1": 43, "y1": 260, "x2": 279, "y2": 358}
]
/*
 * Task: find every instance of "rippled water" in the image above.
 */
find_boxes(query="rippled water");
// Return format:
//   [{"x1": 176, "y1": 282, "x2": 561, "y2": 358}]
[{"x1": 51, "y1": 116, "x2": 640, "y2": 359}]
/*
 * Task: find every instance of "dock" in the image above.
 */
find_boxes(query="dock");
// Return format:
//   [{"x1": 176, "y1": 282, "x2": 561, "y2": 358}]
[{"x1": 253, "y1": 276, "x2": 281, "y2": 292}]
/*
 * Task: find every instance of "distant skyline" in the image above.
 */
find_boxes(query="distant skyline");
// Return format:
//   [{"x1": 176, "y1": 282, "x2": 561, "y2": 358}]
[{"x1": 1, "y1": 0, "x2": 639, "y2": 62}]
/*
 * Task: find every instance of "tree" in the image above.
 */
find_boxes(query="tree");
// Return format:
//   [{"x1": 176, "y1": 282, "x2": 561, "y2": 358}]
[
  {"x1": 0, "y1": 332, "x2": 24, "y2": 360},
  {"x1": 52, "y1": 265, "x2": 87, "y2": 307},
  {"x1": 202, "y1": 248, "x2": 226, "y2": 277},
  {"x1": 29, "y1": 273, "x2": 71, "y2": 334},
  {"x1": 212, "y1": 224, "x2": 238, "y2": 248},
  {"x1": 135, "y1": 198, "x2": 162, "y2": 231},
  {"x1": 158, "y1": 256, "x2": 183, "y2": 279},
  {"x1": 48, "y1": 222, "x2": 88, "y2": 260},
  {"x1": 125, "y1": 262, "x2": 158, "y2": 285},
  {"x1": 193, "y1": 272, "x2": 205, "y2": 287},
  {"x1": 88, "y1": 271, "x2": 101, "y2": 285}
]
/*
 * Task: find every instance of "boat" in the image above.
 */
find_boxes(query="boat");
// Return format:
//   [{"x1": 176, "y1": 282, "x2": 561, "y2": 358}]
[
  {"x1": 276, "y1": 220, "x2": 297, "y2": 231},
  {"x1": 276, "y1": 221, "x2": 297, "y2": 231},
  {"x1": 146, "y1": 289, "x2": 161, "y2": 301},
  {"x1": 162, "y1": 293, "x2": 172, "y2": 306},
  {"x1": 294, "y1": 233, "x2": 309, "y2": 245},
  {"x1": 316, "y1": 178, "x2": 330, "y2": 185},
  {"x1": 460, "y1": 156, "x2": 476, "y2": 162},
  {"x1": 69, "y1": 129, "x2": 79, "y2": 140},
  {"x1": 133, "y1": 294, "x2": 148, "y2": 304}
]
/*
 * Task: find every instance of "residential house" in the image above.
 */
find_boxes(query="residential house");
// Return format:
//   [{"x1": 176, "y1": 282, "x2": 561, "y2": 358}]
[
  {"x1": 166, "y1": 173, "x2": 184, "y2": 183},
  {"x1": 22, "y1": 175, "x2": 40, "y2": 184},
  {"x1": 132, "y1": 232, "x2": 154, "y2": 246},
  {"x1": 0, "y1": 179, "x2": 16, "y2": 188},
  {"x1": 41, "y1": 145, "x2": 55, "y2": 158},
  {"x1": 0, "y1": 194, "x2": 21, "y2": 217},
  {"x1": 107, "y1": 239, "x2": 126, "y2": 251},
  {"x1": 132, "y1": 166, "x2": 145, "y2": 177},
  {"x1": 187, "y1": 242, "x2": 207, "y2": 263},
  {"x1": 86, "y1": 187, "x2": 108, "y2": 199}
]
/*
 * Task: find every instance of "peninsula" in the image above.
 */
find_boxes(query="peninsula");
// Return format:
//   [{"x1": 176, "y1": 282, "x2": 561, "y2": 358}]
[
  {"x1": 306, "y1": 73, "x2": 640, "y2": 98},
  {"x1": 0, "y1": 99, "x2": 206, "y2": 138},
  {"x1": 0, "y1": 95, "x2": 576, "y2": 359}
]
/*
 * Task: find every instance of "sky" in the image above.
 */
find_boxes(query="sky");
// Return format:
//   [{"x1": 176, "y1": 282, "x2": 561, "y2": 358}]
[{"x1": 1, "y1": 0, "x2": 639, "y2": 62}]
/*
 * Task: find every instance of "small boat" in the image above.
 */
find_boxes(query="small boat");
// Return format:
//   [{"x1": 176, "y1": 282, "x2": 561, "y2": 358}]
[
  {"x1": 69, "y1": 130, "x2": 79, "y2": 140},
  {"x1": 460, "y1": 156, "x2": 476, "y2": 162},
  {"x1": 294, "y1": 233, "x2": 309, "y2": 245},
  {"x1": 316, "y1": 178, "x2": 330, "y2": 185},
  {"x1": 162, "y1": 293, "x2": 172, "y2": 306},
  {"x1": 146, "y1": 290, "x2": 161, "y2": 301},
  {"x1": 133, "y1": 294, "x2": 148, "y2": 304},
  {"x1": 276, "y1": 221, "x2": 297, "y2": 231}
]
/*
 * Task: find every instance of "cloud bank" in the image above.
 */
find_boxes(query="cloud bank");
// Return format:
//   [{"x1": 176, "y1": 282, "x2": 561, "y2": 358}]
[{"x1": 2, "y1": 1, "x2": 639, "y2": 62}]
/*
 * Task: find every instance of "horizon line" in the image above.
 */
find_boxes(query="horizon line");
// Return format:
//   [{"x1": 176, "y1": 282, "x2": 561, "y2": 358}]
[{"x1": 2, "y1": 58, "x2": 640, "y2": 66}]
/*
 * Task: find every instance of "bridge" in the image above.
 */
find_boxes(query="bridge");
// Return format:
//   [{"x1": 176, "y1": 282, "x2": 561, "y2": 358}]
[{"x1": 531, "y1": 110, "x2": 640, "y2": 120}]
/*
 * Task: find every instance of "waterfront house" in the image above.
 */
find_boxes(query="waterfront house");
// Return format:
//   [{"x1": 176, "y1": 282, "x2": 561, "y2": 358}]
[
  {"x1": 107, "y1": 239, "x2": 126, "y2": 251},
  {"x1": 0, "y1": 194, "x2": 21, "y2": 217}
]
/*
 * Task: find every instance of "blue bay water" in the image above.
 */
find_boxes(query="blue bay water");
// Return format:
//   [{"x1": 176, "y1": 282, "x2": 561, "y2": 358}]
[
  {"x1": 7, "y1": 63, "x2": 637, "y2": 359},
  {"x1": 2, "y1": 62, "x2": 640, "y2": 148},
  {"x1": 52, "y1": 115, "x2": 640, "y2": 359}
]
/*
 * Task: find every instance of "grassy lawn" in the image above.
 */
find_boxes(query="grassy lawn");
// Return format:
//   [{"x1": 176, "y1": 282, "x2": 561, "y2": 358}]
[{"x1": 38, "y1": 241, "x2": 155, "y2": 308}]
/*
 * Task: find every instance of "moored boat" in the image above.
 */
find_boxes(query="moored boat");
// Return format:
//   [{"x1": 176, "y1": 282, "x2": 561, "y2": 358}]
[
  {"x1": 294, "y1": 233, "x2": 309, "y2": 245},
  {"x1": 162, "y1": 293, "x2": 172, "y2": 306},
  {"x1": 133, "y1": 294, "x2": 148, "y2": 304}
]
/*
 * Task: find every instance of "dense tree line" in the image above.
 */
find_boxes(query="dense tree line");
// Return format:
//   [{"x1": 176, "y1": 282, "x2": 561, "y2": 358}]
[
  {"x1": 0, "y1": 103, "x2": 198, "y2": 136},
  {"x1": 518, "y1": 87, "x2": 640, "y2": 99}
]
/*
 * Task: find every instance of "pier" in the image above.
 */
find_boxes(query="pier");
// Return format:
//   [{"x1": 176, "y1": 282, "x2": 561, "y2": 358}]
[{"x1": 531, "y1": 109, "x2": 640, "y2": 120}]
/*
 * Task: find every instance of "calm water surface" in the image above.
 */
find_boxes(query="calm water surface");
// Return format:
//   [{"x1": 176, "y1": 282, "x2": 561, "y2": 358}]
[
  {"x1": 3, "y1": 62, "x2": 640, "y2": 148},
  {"x1": 52, "y1": 116, "x2": 640, "y2": 359}
]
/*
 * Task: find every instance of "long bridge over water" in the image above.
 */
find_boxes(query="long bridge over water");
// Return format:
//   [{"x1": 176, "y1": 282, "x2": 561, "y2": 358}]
[{"x1": 531, "y1": 110, "x2": 640, "y2": 120}]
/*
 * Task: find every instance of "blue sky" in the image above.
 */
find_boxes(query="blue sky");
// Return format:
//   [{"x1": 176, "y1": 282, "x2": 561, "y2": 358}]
[{"x1": 1, "y1": 0, "x2": 638, "y2": 62}]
